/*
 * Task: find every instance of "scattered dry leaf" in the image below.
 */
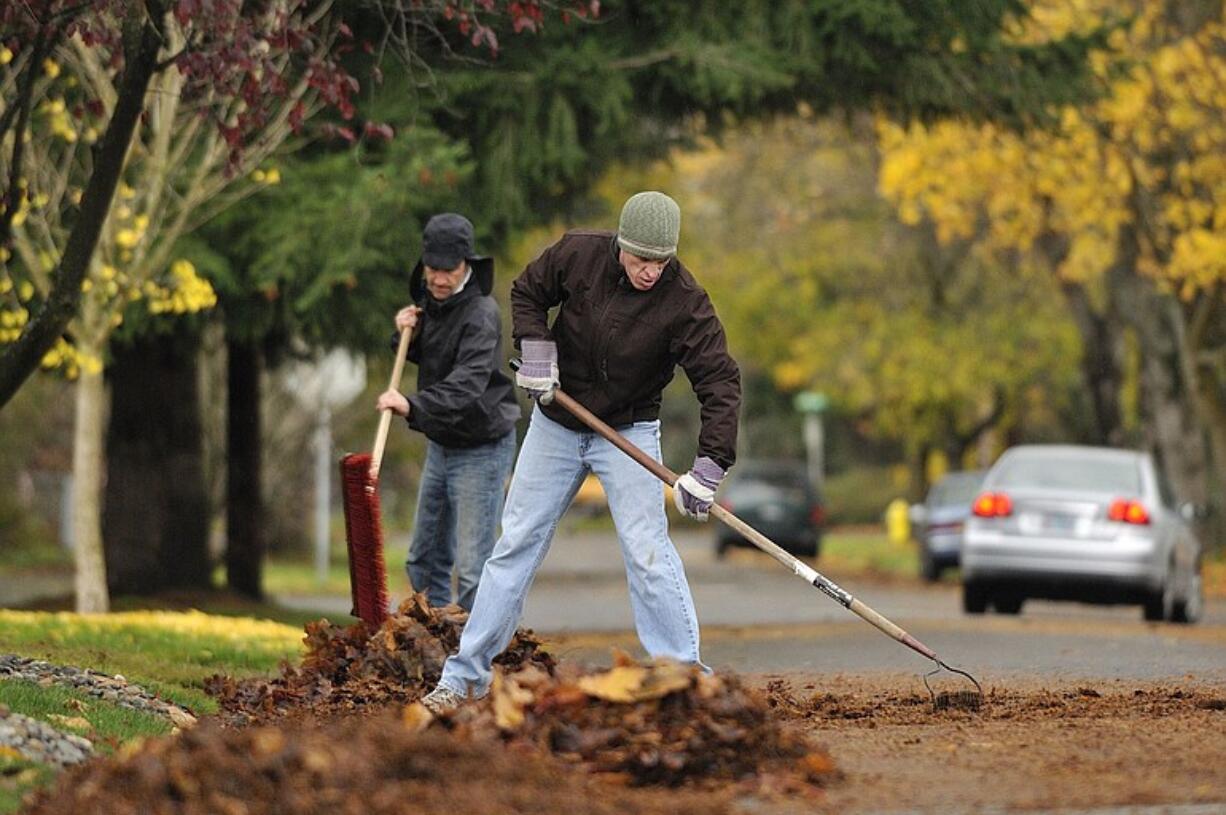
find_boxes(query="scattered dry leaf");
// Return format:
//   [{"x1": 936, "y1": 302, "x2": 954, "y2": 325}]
[
  {"x1": 577, "y1": 661, "x2": 691, "y2": 703},
  {"x1": 401, "y1": 702, "x2": 434, "y2": 733},
  {"x1": 492, "y1": 672, "x2": 535, "y2": 731},
  {"x1": 46, "y1": 715, "x2": 92, "y2": 733},
  {"x1": 167, "y1": 707, "x2": 198, "y2": 729}
]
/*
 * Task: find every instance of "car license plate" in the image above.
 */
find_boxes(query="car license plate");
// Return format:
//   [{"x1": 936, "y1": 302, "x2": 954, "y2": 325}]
[
  {"x1": 1043, "y1": 513, "x2": 1076, "y2": 532},
  {"x1": 1018, "y1": 512, "x2": 1079, "y2": 535},
  {"x1": 761, "y1": 504, "x2": 785, "y2": 521}
]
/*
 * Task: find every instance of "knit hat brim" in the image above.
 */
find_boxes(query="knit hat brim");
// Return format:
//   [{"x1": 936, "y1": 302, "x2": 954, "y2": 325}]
[{"x1": 616, "y1": 234, "x2": 676, "y2": 260}]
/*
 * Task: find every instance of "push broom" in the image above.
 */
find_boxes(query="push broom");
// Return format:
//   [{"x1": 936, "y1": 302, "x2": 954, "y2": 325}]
[
  {"x1": 512, "y1": 360, "x2": 984, "y2": 711},
  {"x1": 341, "y1": 327, "x2": 413, "y2": 627}
]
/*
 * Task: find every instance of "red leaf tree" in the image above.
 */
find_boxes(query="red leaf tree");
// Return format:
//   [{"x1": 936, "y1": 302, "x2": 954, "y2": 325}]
[{"x1": 0, "y1": 0, "x2": 588, "y2": 611}]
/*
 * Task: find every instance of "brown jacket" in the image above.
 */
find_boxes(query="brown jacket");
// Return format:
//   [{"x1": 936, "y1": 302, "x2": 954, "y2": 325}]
[{"x1": 511, "y1": 230, "x2": 740, "y2": 469}]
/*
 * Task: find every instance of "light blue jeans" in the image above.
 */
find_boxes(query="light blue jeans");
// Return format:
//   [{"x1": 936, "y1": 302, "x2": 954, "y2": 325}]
[
  {"x1": 406, "y1": 430, "x2": 516, "y2": 611},
  {"x1": 438, "y1": 406, "x2": 704, "y2": 697}
]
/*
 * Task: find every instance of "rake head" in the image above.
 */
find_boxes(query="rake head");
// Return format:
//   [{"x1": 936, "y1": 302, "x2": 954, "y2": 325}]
[
  {"x1": 924, "y1": 660, "x2": 984, "y2": 713},
  {"x1": 340, "y1": 453, "x2": 390, "y2": 627},
  {"x1": 933, "y1": 688, "x2": 984, "y2": 712}
]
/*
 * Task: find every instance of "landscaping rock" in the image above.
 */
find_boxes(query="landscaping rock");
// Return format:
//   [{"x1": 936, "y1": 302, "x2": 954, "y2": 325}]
[
  {"x1": 0, "y1": 654, "x2": 196, "y2": 727},
  {"x1": 0, "y1": 708, "x2": 92, "y2": 767}
]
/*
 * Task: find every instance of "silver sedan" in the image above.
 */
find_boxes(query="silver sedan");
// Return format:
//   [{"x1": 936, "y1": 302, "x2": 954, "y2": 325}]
[{"x1": 961, "y1": 444, "x2": 1204, "y2": 623}]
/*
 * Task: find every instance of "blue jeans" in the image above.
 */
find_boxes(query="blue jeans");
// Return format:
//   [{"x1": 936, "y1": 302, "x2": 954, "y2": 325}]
[
  {"x1": 438, "y1": 406, "x2": 704, "y2": 697},
  {"x1": 406, "y1": 430, "x2": 516, "y2": 611}
]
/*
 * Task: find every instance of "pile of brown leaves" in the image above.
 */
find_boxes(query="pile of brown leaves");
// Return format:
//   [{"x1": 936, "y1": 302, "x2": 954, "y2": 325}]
[
  {"x1": 20, "y1": 717, "x2": 737, "y2": 815},
  {"x1": 205, "y1": 594, "x2": 554, "y2": 724},
  {"x1": 195, "y1": 596, "x2": 834, "y2": 795},
  {"x1": 421, "y1": 652, "x2": 838, "y2": 789}
]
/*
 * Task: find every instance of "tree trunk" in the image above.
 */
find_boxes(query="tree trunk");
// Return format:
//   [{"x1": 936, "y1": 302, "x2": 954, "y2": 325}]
[
  {"x1": 1060, "y1": 281, "x2": 1125, "y2": 445},
  {"x1": 72, "y1": 357, "x2": 109, "y2": 613},
  {"x1": 944, "y1": 388, "x2": 1006, "y2": 468},
  {"x1": 1114, "y1": 267, "x2": 1211, "y2": 509},
  {"x1": 226, "y1": 336, "x2": 264, "y2": 599},
  {"x1": 1175, "y1": 293, "x2": 1226, "y2": 550},
  {"x1": 907, "y1": 438, "x2": 931, "y2": 502},
  {"x1": 104, "y1": 325, "x2": 211, "y2": 595},
  {"x1": 1190, "y1": 362, "x2": 1226, "y2": 550}
]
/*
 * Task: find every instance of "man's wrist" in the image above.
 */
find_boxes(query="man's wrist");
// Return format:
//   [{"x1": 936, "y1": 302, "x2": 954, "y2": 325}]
[{"x1": 691, "y1": 455, "x2": 725, "y2": 489}]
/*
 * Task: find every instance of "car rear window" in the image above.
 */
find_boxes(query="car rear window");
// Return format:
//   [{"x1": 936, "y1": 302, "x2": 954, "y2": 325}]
[{"x1": 991, "y1": 454, "x2": 1141, "y2": 494}]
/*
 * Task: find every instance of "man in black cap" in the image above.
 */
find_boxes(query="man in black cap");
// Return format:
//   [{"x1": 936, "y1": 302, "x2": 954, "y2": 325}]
[{"x1": 376, "y1": 213, "x2": 521, "y2": 611}]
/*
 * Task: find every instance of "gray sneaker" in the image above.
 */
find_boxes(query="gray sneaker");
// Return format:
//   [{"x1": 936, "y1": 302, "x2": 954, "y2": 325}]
[{"x1": 419, "y1": 685, "x2": 468, "y2": 715}]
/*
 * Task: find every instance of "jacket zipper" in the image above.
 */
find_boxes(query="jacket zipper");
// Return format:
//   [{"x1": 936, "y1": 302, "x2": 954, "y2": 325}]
[{"x1": 594, "y1": 279, "x2": 621, "y2": 383}]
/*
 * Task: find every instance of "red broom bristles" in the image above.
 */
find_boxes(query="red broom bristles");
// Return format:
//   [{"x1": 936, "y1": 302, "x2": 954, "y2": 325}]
[{"x1": 340, "y1": 453, "x2": 390, "y2": 626}]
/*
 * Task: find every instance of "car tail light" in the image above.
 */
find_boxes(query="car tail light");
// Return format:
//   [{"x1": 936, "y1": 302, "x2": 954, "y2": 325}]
[
  {"x1": 717, "y1": 499, "x2": 733, "y2": 512},
  {"x1": 810, "y1": 506, "x2": 826, "y2": 526},
  {"x1": 1108, "y1": 499, "x2": 1150, "y2": 525},
  {"x1": 972, "y1": 491, "x2": 1013, "y2": 518}
]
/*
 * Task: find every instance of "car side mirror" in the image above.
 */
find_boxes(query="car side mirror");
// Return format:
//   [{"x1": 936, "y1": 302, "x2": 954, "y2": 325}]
[{"x1": 908, "y1": 503, "x2": 927, "y2": 525}]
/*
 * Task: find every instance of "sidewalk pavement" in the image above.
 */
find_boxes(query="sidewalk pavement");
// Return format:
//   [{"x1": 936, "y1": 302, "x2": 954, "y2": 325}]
[{"x1": 0, "y1": 572, "x2": 73, "y2": 609}]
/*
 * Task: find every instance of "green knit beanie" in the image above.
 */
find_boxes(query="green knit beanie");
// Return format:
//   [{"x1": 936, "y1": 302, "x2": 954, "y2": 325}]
[{"x1": 617, "y1": 191, "x2": 681, "y2": 260}]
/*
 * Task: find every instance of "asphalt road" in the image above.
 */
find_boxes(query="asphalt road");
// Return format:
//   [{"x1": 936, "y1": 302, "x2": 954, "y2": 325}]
[{"x1": 283, "y1": 526, "x2": 1226, "y2": 685}]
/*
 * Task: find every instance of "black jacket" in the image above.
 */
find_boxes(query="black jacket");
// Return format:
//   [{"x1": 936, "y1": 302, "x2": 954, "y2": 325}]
[
  {"x1": 402, "y1": 263, "x2": 520, "y2": 447},
  {"x1": 511, "y1": 230, "x2": 740, "y2": 469}
]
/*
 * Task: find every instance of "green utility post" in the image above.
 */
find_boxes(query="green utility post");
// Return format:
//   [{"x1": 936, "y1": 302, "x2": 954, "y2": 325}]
[{"x1": 793, "y1": 390, "x2": 830, "y2": 493}]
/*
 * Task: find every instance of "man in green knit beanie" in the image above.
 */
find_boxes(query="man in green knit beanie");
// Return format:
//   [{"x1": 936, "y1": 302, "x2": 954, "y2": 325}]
[{"x1": 421, "y1": 191, "x2": 742, "y2": 714}]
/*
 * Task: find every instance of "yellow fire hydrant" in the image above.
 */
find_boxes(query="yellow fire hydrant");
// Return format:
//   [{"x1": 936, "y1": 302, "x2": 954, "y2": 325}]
[{"x1": 885, "y1": 498, "x2": 911, "y2": 548}]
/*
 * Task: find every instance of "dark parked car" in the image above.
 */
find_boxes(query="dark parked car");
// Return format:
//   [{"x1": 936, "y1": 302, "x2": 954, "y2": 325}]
[
  {"x1": 911, "y1": 469, "x2": 987, "y2": 582},
  {"x1": 714, "y1": 460, "x2": 824, "y2": 559},
  {"x1": 962, "y1": 444, "x2": 1204, "y2": 622}
]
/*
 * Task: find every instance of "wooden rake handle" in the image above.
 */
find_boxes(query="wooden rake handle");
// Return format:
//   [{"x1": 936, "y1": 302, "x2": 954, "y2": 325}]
[
  {"x1": 514, "y1": 361, "x2": 943, "y2": 665},
  {"x1": 370, "y1": 327, "x2": 413, "y2": 481}
]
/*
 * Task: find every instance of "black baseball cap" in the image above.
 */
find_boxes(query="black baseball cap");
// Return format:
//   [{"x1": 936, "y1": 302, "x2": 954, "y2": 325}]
[
  {"x1": 410, "y1": 213, "x2": 495, "y2": 300},
  {"x1": 421, "y1": 213, "x2": 475, "y2": 270}
]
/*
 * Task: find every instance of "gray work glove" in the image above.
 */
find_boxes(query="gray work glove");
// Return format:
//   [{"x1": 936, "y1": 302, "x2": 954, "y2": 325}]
[
  {"x1": 673, "y1": 456, "x2": 725, "y2": 522},
  {"x1": 516, "y1": 339, "x2": 559, "y2": 404}
]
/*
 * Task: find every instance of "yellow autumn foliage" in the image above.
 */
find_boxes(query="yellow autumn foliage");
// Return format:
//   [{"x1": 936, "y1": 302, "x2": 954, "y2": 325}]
[
  {"x1": 144, "y1": 259, "x2": 218, "y2": 315},
  {"x1": 878, "y1": 0, "x2": 1226, "y2": 298}
]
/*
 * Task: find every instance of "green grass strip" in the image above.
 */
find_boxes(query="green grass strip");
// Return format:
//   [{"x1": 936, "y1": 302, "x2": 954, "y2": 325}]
[
  {"x1": 0, "y1": 610, "x2": 305, "y2": 714},
  {"x1": 819, "y1": 531, "x2": 920, "y2": 576}
]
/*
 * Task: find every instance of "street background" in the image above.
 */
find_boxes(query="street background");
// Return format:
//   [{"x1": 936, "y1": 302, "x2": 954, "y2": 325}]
[{"x1": 274, "y1": 527, "x2": 1226, "y2": 683}]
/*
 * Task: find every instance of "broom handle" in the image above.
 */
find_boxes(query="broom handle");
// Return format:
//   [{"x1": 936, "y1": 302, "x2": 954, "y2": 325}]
[
  {"x1": 370, "y1": 326, "x2": 413, "y2": 480},
  {"x1": 521, "y1": 367, "x2": 940, "y2": 664}
]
